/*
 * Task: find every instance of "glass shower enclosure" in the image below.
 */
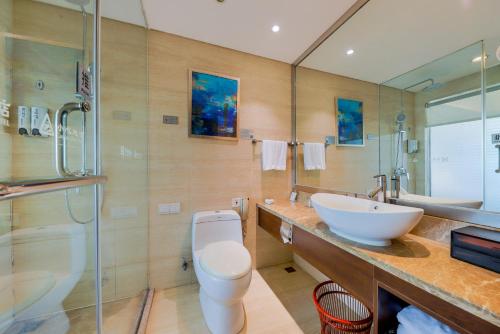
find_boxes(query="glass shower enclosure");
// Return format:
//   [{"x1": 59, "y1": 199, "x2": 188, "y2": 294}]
[
  {"x1": 0, "y1": 0, "x2": 149, "y2": 333},
  {"x1": 380, "y1": 38, "x2": 500, "y2": 213}
]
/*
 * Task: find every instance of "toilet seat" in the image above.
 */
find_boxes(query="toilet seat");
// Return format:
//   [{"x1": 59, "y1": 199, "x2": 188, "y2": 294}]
[{"x1": 200, "y1": 241, "x2": 251, "y2": 280}]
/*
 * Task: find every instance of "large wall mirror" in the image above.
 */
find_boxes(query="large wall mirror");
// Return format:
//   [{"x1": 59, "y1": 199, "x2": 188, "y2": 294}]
[{"x1": 294, "y1": 0, "x2": 500, "y2": 227}]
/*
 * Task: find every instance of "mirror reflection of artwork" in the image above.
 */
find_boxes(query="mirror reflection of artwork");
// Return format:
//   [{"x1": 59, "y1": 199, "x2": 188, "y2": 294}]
[
  {"x1": 189, "y1": 70, "x2": 240, "y2": 140},
  {"x1": 336, "y1": 97, "x2": 364, "y2": 146}
]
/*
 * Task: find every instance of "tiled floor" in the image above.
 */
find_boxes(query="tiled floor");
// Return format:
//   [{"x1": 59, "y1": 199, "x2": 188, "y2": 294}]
[
  {"x1": 6, "y1": 294, "x2": 145, "y2": 334},
  {"x1": 67, "y1": 295, "x2": 145, "y2": 334},
  {"x1": 146, "y1": 263, "x2": 321, "y2": 334},
  {"x1": 258, "y1": 263, "x2": 321, "y2": 334}
]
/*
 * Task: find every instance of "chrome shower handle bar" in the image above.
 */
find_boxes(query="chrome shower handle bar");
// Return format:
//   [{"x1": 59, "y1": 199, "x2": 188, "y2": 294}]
[
  {"x1": 496, "y1": 144, "x2": 500, "y2": 174},
  {"x1": 54, "y1": 102, "x2": 91, "y2": 177},
  {"x1": 0, "y1": 176, "x2": 107, "y2": 201}
]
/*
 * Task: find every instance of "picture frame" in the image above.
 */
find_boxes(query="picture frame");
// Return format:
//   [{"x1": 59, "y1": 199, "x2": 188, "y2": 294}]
[
  {"x1": 189, "y1": 69, "x2": 240, "y2": 141},
  {"x1": 335, "y1": 97, "x2": 364, "y2": 146}
]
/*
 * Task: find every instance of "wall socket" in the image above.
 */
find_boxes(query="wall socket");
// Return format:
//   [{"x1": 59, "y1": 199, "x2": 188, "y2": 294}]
[
  {"x1": 231, "y1": 197, "x2": 242, "y2": 208},
  {"x1": 158, "y1": 202, "x2": 181, "y2": 215}
]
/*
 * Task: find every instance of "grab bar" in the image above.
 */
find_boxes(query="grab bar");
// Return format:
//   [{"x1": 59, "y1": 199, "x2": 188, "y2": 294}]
[
  {"x1": 54, "y1": 102, "x2": 91, "y2": 177},
  {"x1": 496, "y1": 144, "x2": 500, "y2": 174},
  {"x1": 0, "y1": 176, "x2": 107, "y2": 201}
]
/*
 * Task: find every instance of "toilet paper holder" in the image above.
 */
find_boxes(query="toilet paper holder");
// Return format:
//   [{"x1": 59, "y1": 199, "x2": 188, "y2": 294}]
[{"x1": 280, "y1": 221, "x2": 293, "y2": 244}]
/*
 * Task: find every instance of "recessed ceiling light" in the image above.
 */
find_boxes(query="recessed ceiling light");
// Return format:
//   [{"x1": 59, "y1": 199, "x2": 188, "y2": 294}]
[
  {"x1": 346, "y1": 49, "x2": 354, "y2": 56},
  {"x1": 272, "y1": 25, "x2": 280, "y2": 33},
  {"x1": 472, "y1": 55, "x2": 488, "y2": 63}
]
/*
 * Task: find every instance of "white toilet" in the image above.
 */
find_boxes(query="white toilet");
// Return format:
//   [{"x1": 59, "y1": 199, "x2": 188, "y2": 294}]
[
  {"x1": 192, "y1": 210, "x2": 252, "y2": 334},
  {"x1": 0, "y1": 224, "x2": 86, "y2": 334}
]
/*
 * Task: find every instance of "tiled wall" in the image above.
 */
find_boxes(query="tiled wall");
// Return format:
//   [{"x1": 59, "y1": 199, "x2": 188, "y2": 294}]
[{"x1": 147, "y1": 30, "x2": 293, "y2": 290}]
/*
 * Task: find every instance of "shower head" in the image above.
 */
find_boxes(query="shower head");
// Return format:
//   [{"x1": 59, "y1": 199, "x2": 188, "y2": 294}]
[
  {"x1": 421, "y1": 81, "x2": 445, "y2": 92},
  {"x1": 396, "y1": 113, "x2": 406, "y2": 123},
  {"x1": 404, "y1": 78, "x2": 444, "y2": 92},
  {"x1": 65, "y1": 0, "x2": 90, "y2": 5}
]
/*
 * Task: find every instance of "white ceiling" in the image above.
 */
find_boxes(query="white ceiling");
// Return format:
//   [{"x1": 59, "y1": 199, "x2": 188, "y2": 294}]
[
  {"x1": 36, "y1": 0, "x2": 147, "y2": 27},
  {"x1": 300, "y1": 0, "x2": 500, "y2": 84},
  {"x1": 36, "y1": 0, "x2": 360, "y2": 63},
  {"x1": 382, "y1": 41, "x2": 484, "y2": 91},
  {"x1": 142, "y1": 0, "x2": 358, "y2": 63}
]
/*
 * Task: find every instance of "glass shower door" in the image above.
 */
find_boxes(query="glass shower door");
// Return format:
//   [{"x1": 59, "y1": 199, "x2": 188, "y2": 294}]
[
  {"x1": 484, "y1": 38, "x2": 500, "y2": 212},
  {"x1": 0, "y1": 0, "x2": 103, "y2": 333}
]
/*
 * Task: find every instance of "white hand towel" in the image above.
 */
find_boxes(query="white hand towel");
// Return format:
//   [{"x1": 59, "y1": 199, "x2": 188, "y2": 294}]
[
  {"x1": 396, "y1": 306, "x2": 458, "y2": 334},
  {"x1": 262, "y1": 140, "x2": 287, "y2": 171},
  {"x1": 303, "y1": 143, "x2": 326, "y2": 170}
]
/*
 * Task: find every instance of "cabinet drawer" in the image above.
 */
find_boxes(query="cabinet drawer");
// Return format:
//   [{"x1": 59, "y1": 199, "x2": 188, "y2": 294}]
[
  {"x1": 292, "y1": 226, "x2": 374, "y2": 308},
  {"x1": 257, "y1": 207, "x2": 283, "y2": 242}
]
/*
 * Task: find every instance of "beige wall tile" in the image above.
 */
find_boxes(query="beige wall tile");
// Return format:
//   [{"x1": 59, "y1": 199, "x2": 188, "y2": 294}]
[{"x1": 148, "y1": 30, "x2": 292, "y2": 288}]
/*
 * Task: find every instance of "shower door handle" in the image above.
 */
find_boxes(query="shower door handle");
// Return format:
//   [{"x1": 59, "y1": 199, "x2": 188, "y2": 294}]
[
  {"x1": 54, "y1": 102, "x2": 91, "y2": 176},
  {"x1": 496, "y1": 144, "x2": 500, "y2": 174}
]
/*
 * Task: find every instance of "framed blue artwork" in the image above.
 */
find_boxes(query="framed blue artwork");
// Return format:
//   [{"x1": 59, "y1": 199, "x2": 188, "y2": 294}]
[
  {"x1": 335, "y1": 97, "x2": 364, "y2": 146},
  {"x1": 189, "y1": 69, "x2": 240, "y2": 140}
]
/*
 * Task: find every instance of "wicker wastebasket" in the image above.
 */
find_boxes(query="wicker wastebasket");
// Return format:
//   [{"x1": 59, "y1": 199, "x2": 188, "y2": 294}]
[{"x1": 313, "y1": 281, "x2": 373, "y2": 334}]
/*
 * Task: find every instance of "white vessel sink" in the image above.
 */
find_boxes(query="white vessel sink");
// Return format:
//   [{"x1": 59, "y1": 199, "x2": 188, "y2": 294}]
[{"x1": 311, "y1": 193, "x2": 424, "y2": 246}]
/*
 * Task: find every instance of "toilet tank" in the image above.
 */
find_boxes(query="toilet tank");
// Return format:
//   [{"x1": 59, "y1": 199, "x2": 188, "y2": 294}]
[{"x1": 192, "y1": 210, "x2": 242, "y2": 252}]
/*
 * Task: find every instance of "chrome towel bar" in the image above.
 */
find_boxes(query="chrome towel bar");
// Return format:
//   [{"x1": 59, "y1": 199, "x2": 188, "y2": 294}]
[
  {"x1": 251, "y1": 138, "x2": 331, "y2": 147},
  {"x1": 0, "y1": 176, "x2": 107, "y2": 201}
]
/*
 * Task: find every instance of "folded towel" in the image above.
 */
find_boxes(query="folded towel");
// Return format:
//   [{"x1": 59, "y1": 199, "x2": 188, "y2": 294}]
[
  {"x1": 303, "y1": 143, "x2": 326, "y2": 170},
  {"x1": 262, "y1": 140, "x2": 287, "y2": 171},
  {"x1": 397, "y1": 306, "x2": 458, "y2": 334}
]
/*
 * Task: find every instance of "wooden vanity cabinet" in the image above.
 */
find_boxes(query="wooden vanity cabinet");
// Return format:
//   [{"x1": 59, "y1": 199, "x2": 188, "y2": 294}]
[
  {"x1": 257, "y1": 207, "x2": 499, "y2": 334},
  {"x1": 257, "y1": 208, "x2": 283, "y2": 242},
  {"x1": 292, "y1": 226, "x2": 374, "y2": 308}
]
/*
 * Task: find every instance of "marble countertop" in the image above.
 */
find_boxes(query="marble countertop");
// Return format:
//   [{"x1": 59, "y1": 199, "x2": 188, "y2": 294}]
[{"x1": 257, "y1": 200, "x2": 500, "y2": 327}]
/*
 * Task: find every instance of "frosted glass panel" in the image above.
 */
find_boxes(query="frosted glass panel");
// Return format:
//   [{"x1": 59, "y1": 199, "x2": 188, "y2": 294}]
[{"x1": 428, "y1": 121, "x2": 482, "y2": 202}]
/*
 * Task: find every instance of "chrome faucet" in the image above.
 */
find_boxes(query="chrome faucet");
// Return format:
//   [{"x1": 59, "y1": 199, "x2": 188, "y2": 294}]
[
  {"x1": 394, "y1": 166, "x2": 410, "y2": 181},
  {"x1": 368, "y1": 175, "x2": 387, "y2": 202}
]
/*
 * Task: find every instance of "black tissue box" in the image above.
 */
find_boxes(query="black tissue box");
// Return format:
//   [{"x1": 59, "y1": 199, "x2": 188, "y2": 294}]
[{"x1": 450, "y1": 226, "x2": 500, "y2": 273}]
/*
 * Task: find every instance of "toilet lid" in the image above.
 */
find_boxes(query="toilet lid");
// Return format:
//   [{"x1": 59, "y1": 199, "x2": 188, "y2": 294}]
[{"x1": 200, "y1": 241, "x2": 251, "y2": 280}]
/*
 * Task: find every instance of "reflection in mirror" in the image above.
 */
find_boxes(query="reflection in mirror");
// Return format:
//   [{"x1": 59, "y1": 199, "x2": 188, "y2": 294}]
[
  {"x1": 381, "y1": 39, "x2": 500, "y2": 213},
  {"x1": 294, "y1": 0, "x2": 500, "y2": 218},
  {"x1": 295, "y1": 66, "x2": 379, "y2": 194},
  {"x1": 485, "y1": 38, "x2": 500, "y2": 212},
  {"x1": 380, "y1": 42, "x2": 485, "y2": 209}
]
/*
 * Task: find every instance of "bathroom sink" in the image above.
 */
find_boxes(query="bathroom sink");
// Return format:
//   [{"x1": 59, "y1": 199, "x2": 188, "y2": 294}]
[{"x1": 310, "y1": 193, "x2": 423, "y2": 246}]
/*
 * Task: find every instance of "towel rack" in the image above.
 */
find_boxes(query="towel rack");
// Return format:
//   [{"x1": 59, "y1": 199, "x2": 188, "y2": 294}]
[
  {"x1": 250, "y1": 138, "x2": 332, "y2": 147},
  {"x1": 251, "y1": 138, "x2": 295, "y2": 146}
]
